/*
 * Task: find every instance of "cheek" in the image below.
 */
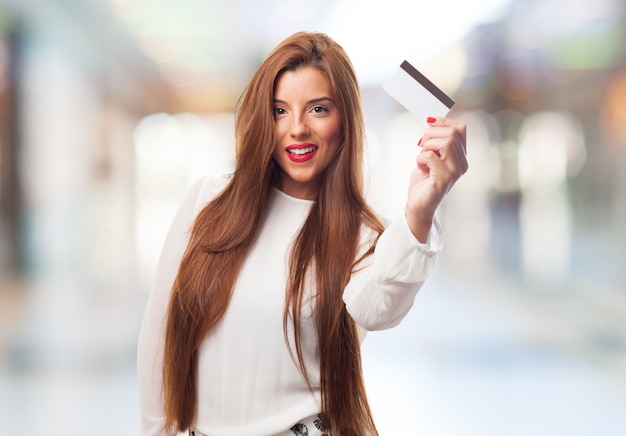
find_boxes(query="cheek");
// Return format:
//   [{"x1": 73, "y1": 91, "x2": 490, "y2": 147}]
[
  {"x1": 271, "y1": 141, "x2": 283, "y2": 163},
  {"x1": 322, "y1": 120, "x2": 343, "y2": 146},
  {"x1": 273, "y1": 120, "x2": 285, "y2": 139},
  {"x1": 331, "y1": 124, "x2": 344, "y2": 150},
  {"x1": 272, "y1": 124, "x2": 287, "y2": 153}
]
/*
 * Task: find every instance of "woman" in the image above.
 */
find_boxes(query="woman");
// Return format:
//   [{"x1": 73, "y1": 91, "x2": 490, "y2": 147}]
[{"x1": 137, "y1": 31, "x2": 467, "y2": 436}]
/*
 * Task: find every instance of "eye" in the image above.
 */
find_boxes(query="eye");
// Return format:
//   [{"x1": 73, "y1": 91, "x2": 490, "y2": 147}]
[
  {"x1": 311, "y1": 105, "x2": 328, "y2": 114},
  {"x1": 273, "y1": 107, "x2": 286, "y2": 117}
]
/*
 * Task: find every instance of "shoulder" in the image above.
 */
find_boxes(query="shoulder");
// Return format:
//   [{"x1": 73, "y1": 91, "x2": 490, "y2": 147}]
[{"x1": 189, "y1": 173, "x2": 233, "y2": 217}]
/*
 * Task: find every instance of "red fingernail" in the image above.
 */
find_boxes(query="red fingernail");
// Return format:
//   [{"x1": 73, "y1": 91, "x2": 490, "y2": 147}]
[
  {"x1": 418, "y1": 137, "x2": 423, "y2": 146},
  {"x1": 427, "y1": 117, "x2": 437, "y2": 124}
]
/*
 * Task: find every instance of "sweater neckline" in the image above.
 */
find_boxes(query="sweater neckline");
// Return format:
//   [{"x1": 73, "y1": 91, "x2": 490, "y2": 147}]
[{"x1": 271, "y1": 187, "x2": 315, "y2": 205}]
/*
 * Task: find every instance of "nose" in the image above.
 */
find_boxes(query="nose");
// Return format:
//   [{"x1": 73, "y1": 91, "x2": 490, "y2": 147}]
[{"x1": 289, "y1": 115, "x2": 310, "y2": 138}]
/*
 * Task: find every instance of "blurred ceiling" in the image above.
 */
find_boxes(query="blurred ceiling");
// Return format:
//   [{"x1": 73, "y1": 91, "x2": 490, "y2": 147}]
[
  {"x1": 6, "y1": 0, "x2": 622, "y2": 114},
  {"x1": 101, "y1": 0, "x2": 515, "y2": 110},
  {"x1": 104, "y1": 0, "x2": 514, "y2": 78},
  {"x1": 0, "y1": 0, "x2": 518, "y2": 112}
]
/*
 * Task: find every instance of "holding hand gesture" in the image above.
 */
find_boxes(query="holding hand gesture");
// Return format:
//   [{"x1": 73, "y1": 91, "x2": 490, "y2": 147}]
[{"x1": 405, "y1": 116, "x2": 468, "y2": 242}]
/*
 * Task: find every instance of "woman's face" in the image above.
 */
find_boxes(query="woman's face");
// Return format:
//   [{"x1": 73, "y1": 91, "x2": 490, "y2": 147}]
[{"x1": 272, "y1": 66, "x2": 343, "y2": 200}]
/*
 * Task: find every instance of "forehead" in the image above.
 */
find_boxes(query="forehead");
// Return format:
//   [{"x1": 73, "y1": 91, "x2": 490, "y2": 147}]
[{"x1": 274, "y1": 66, "x2": 332, "y2": 100}]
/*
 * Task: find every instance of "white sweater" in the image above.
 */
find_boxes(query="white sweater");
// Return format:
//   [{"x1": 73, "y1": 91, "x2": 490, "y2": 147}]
[{"x1": 137, "y1": 175, "x2": 442, "y2": 436}]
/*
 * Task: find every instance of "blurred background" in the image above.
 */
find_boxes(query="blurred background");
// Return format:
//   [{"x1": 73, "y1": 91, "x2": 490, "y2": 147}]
[{"x1": 0, "y1": 0, "x2": 624, "y2": 434}]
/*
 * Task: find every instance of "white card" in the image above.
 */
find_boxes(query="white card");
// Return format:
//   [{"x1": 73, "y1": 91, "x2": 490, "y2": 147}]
[{"x1": 383, "y1": 60, "x2": 455, "y2": 127}]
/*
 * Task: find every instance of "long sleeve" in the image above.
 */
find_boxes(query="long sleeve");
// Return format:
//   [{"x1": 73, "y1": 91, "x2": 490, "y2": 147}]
[
  {"x1": 342, "y1": 215, "x2": 443, "y2": 332},
  {"x1": 136, "y1": 178, "x2": 208, "y2": 435}
]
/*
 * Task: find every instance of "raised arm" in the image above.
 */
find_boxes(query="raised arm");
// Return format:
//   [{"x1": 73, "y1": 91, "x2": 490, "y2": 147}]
[{"x1": 344, "y1": 117, "x2": 467, "y2": 331}]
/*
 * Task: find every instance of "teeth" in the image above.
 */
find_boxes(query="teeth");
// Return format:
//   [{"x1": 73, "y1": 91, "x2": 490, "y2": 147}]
[{"x1": 288, "y1": 146, "x2": 316, "y2": 155}]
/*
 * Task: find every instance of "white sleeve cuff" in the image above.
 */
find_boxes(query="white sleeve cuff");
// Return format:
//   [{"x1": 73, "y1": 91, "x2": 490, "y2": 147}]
[{"x1": 399, "y1": 214, "x2": 445, "y2": 254}]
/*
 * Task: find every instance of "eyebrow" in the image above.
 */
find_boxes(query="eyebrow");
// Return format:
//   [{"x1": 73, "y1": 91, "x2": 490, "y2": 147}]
[{"x1": 273, "y1": 96, "x2": 334, "y2": 105}]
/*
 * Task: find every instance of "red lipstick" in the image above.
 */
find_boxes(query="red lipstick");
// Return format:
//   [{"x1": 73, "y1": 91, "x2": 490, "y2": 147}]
[{"x1": 286, "y1": 143, "x2": 318, "y2": 162}]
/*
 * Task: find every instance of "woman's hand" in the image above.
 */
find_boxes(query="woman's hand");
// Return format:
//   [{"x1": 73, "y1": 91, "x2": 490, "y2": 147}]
[{"x1": 405, "y1": 116, "x2": 468, "y2": 242}]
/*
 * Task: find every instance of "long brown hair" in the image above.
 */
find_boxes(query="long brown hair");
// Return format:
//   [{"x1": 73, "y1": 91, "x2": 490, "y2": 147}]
[{"x1": 162, "y1": 31, "x2": 385, "y2": 435}]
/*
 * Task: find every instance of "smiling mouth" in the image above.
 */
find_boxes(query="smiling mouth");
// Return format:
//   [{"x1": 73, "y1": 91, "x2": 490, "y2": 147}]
[
  {"x1": 285, "y1": 144, "x2": 318, "y2": 162},
  {"x1": 287, "y1": 145, "x2": 318, "y2": 155}
]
